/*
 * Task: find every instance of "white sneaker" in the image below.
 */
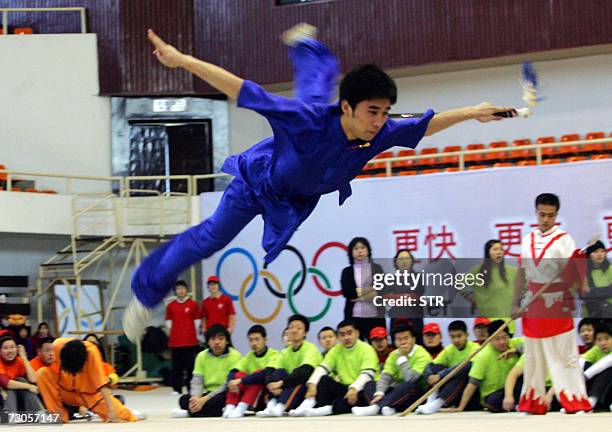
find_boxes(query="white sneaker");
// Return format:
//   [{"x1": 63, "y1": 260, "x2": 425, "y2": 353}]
[
  {"x1": 222, "y1": 404, "x2": 236, "y2": 418},
  {"x1": 123, "y1": 297, "x2": 152, "y2": 343},
  {"x1": 227, "y1": 403, "x2": 248, "y2": 418},
  {"x1": 282, "y1": 23, "x2": 318, "y2": 47},
  {"x1": 351, "y1": 405, "x2": 380, "y2": 416},
  {"x1": 289, "y1": 398, "x2": 316, "y2": 417},
  {"x1": 270, "y1": 403, "x2": 286, "y2": 417},
  {"x1": 256, "y1": 407, "x2": 274, "y2": 418},
  {"x1": 170, "y1": 408, "x2": 189, "y2": 418},
  {"x1": 170, "y1": 391, "x2": 180, "y2": 396},
  {"x1": 381, "y1": 406, "x2": 396, "y2": 416},
  {"x1": 131, "y1": 409, "x2": 147, "y2": 420}
]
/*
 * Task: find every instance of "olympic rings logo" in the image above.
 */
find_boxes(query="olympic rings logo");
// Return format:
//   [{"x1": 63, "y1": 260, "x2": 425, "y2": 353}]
[{"x1": 215, "y1": 242, "x2": 348, "y2": 324}]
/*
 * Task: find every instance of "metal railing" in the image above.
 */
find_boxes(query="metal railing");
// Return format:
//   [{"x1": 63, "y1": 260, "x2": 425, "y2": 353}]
[
  {"x1": 1, "y1": 138, "x2": 610, "y2": 198},
  {"x1": 1, "y1": 7, "x2": 87, "y2": 35},
  {"x1": 364, "y1": 137, "x2": 612, "y2": 176}
]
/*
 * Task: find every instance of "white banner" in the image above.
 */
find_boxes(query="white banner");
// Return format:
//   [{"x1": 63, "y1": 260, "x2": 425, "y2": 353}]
[{"x1": 201, "y1": 160, "x2": 612, "y2": 352}]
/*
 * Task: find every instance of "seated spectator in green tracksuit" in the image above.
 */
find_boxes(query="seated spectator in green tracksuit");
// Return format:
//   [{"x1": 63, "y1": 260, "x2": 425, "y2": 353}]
[
  {"x1": 581, "y1": 323, "x2": 611, "y2": 411},
  {"x1": 444, "y1": 320, "x2": 522, "y2": 413},
  {"x1": 351, "y1": 323, "x2": 432, "y2": 416},
  {"x1": 416, "y1": 320, "x2": 480, "y2": 414},
  {"x1": 222, "y1": 325, "x2": 279, "y2": 418},
  {"x1": 289, "y1": 320, "x2": 379, "y2": 416},
  {"x1": 256, "y1": 314, "x2": 322, "y2": 417},
  {"x1": 172, "y1": 325, "x2": 241, "y2": 418}
]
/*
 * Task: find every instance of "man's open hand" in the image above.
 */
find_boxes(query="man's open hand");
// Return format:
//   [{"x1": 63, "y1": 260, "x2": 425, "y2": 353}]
[{"x1": 147, "y1": 29, "x2": 187, "y2": 68}]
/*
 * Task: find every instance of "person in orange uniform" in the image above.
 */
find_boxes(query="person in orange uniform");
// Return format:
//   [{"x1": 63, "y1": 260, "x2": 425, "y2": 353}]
[
  {"x1": 36, "y1": 338, "x2": 143, "y2": 423},
  {"x1": 28, "y1": 337, "x2": 55, "y2": 371}
]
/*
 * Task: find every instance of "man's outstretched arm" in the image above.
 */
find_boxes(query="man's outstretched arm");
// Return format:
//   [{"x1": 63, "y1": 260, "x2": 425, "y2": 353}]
[
  {"x1": 148, "y1": 29, "x2": 244, "y2": 99},
  {"x1": 424, "y1": 102, "x2": 513, "y2": 136}
]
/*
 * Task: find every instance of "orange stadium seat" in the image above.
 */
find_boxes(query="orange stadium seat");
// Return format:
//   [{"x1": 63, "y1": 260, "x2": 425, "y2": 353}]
[
  {"x1": 398, "y1": 170, "x2": 418, "y2": 176},
  {"x1": 440, "y1": 145, "x2": 461, "y2": 166},
  {"x1": 465, "y1": 143, "x2": 485, "y2": 164},
  {"x1": 517, "y1": 160, "x2": 536, "y2": 166},
  {"x1": 536, "y1": 136, "x2": 557, "y2": 158},
  {"x1": 0, "y1": 164, "x2": 6, "y2": 182},
  {"x1": 493, "y1": 163, "x2": 513, "y2": 168},
  {"x1": 542, "y1": 158, "x2": 562, "y2": 165},
  {"x1": 393, "y1": 149, "x2": 417, "y2": 170},
  {"x1": 445, "y1": 167, "x2": 460, "y2": 173},
  {"x1": 556, "y1": 133, "x2": 581, "y2": 156},
  {"x1": 580, "y1": 131, "x2": 606, "y2": 155},
  {"x1": 468, "y1": 165, "x2": 487, "y2": 170},
  {"x1": 485, "y1": 141, "x2": 508, "y2": 162},
  {"x1": 566, "y1": 156, "x2": 586, "y2": 163},
  {"x1": 591, "y1": 154, "x2": 610, "y2": 160},
  {"x1": 363, "y1": 151, "x2": 393, "y2": 173},
  {"x1": 13, "y1": 27, "x2": 33, "y2": 34},
  {"x1": 41, "y1": 189, "x2": 58, "y2": 194},
  {"x1": 418, "y1": 147, "x2": 439, "y2": 166},
  {"x1": 509, "y1": 138, "x2": 533, "y2": 160},
  {"x1": 420, "y1": 169, "x2": 441, "y2": 175}
]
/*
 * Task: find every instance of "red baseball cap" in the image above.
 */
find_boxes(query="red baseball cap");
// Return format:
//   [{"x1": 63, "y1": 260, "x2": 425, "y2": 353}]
[
  {"x1": 369, "y1": 327, "x2": 388, "y2": 340},
  {"x1": 207, "y1": 275, "x2": 220, "y2": 284},
  {"x1": 473, "y1": 317, "x2": 491, "y2": 327},
  {"x1": 423, "y1": 323, "x2": 441, "y2": 335}
]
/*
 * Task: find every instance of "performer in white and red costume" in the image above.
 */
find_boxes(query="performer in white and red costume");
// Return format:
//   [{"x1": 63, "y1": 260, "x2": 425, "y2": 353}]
[{"x1": 513, "y1": 193, "x2": 591, "y2": 414}]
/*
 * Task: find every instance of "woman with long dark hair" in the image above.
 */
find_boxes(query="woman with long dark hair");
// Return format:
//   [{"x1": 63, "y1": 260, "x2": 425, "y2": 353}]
[
  {"x1": 340, "y1": 237, "x2": 386, "y2": 339},
  {"x1": 469, "y1": 239, "x2": 517, "y2": 332},
  {"x1": 583, "y1": 240, "x2": 611, "y2": 318},
  {"x1": 31, "y1": 322, "x2": 53, "y2": 351}
]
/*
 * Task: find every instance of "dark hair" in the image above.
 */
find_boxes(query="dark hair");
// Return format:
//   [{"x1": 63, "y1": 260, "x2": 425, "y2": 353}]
[
  {"x1": 36, "y1": 322, "x2": 50, "y2": 333},
  {"x1": 391, "y1": 323, "x2": 414, "y2": 339},
  {"x1": 247, "y1": 325, "x2": 267, "y2": 338},
  {"x1": 594, "y1": 323, "x2": 611, "y2": 338},
  {"x1": 15, "y1": 325, "x2": 29, "y2": 338},
  {"x1": 339, "y1": 64, "x2": 397, "y2": 110},
  {"x1": 60, "y1": 340, "x2": 88, "y2": 374},
  {"x1": 174, "y1": 280, "x2": 188, "y2": 290},
  {"x1": 586, "y1": 241, "x2": 610, "y2": 289},
  {"x1": 287, "y1": 314, "x2": 310, "y2": 333},
  {"x1": 348, "y1": 237, "x2": 372, "y2": 265},
  {"x1": 478, "y1": 239, "x2": 508, "y2": 287},
  {"x1": 578, "y1": 318, "x2": 596, "y2": 331},
  {"x1": 82, "y1": 333, "x2": 101, "y2": 344},
  {"x1": 394, "y1": 249, "x2": 415, "y2": 271},
  {"x1": 487, "y1": 319, "x2": 510, "y2": 336},
  {"x1": 37, "y1": 337, "x2": 55, "y2": 349},
  {"x1": 535, "y1": 193, "x2": 560, "y2": 211},
  {"x1": 0, "y1": 336, "x2": 16, "y2": 348},
  {"x1": 336, "y1": 320, "x2": 358, "y2": 331},
  {"x1": 82, "y1": 334, "x2": 106, "y2": 362},
  {"x1": 448, "y1": 320, "x2": 467, "y2": 333},
  {"x1": 205, "y1": 324, "x2": 230, "y2": 342},
  {"x1": 318, "y1": 326, "x2": 336, "y2": 338}
]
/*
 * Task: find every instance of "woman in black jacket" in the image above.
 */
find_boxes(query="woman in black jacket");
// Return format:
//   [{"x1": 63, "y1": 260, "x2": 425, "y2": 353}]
[{"x1": 340, "y1": 237, "x2": 386, "y2": 339}]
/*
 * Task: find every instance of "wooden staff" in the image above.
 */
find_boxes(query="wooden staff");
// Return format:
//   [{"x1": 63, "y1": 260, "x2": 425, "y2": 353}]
[{"x1": 399, "y1": 274, "x2": 565, "y2": 416}]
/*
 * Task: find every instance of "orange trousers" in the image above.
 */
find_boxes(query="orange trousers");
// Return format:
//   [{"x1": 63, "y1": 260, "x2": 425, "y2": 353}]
[{"x1": 36, "y1": 367, "x2": 137, "y2": 423}]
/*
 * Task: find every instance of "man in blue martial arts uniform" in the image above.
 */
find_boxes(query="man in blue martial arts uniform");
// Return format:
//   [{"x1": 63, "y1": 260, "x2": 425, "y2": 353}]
[{"x1": 124, "y1": 24, "x2": 516, "y2": 341}]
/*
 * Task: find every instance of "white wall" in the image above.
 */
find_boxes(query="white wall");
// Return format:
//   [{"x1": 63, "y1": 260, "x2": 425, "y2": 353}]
[
  {"x1": 228, "y1": 53, "x2": 612, "y2": 154},
  {"x1": 0, "y1": 34, "x2": 111, "y2": 190}
]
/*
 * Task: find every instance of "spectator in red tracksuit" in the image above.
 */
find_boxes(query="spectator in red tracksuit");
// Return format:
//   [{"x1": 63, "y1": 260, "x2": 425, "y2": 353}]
[
  {"x1": 200, "y1": 276, "x2": 236, "y2": 334},
  {"x1": 165, "y1": 280, "x2": 200, "y2": 395}
]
